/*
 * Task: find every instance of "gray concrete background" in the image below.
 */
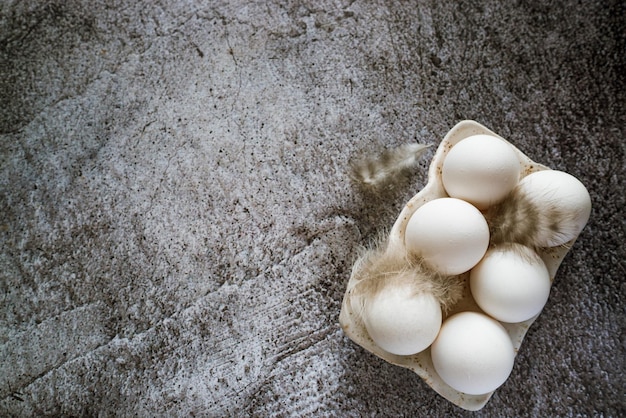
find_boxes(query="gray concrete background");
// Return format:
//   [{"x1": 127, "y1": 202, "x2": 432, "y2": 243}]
[{"x1": 1, "y1": 0, "x2": 624, "y2": 416}]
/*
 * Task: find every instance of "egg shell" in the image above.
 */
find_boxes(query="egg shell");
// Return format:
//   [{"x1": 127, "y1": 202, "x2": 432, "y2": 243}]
[
  {"x1": 516, "y1": 170, "x2": 592, "y2": 247},
  {"x1": 442, "y1": 134, "x2": 521, "y2": 209},
  {"x1": 431, "y1": 312, "x2": 515, "y2": 395},
  {"x1": 405, "y1": 197, "x2": 489, "y2": 275},
  {"x1": 470, "y1": 244, "x2": 551, "y2": 323},
  {"x1": 363, "y1": 283, "x2": 442, "y2": 356}
]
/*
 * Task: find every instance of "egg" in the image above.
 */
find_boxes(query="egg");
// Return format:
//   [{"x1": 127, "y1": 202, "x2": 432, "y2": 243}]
[
  {"x1": 363, "y1": 283, "x2": 442, "y2": 356},
  {"x1": 442, "y1": 134, "x2": 521, "y2": 209},
  {"x1": 515, "y1": 170, "x2": 592, "y2": 247},
  {"x1": 431, "y1": 312, "x2": 515, "y2": 395},
  {"x1": 470, "y1": 244, "x2": 551, "y2": 323},
  {"x1": 405, "y1": 198, "x2": 489, "y2": 275}
]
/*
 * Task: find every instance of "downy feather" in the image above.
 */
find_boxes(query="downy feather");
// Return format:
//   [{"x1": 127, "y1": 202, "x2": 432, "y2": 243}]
[{"x1": 350, "y1": 143, "x2": 431, "y2": 190}]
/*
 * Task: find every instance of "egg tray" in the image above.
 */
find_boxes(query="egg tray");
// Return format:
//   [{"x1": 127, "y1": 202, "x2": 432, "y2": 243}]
[{"x1": 339, "y1": 120, "x2": 579, "y2": 411}]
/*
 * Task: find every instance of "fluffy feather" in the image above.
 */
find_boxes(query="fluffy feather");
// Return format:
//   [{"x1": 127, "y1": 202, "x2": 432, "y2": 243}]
[
  {"x1": 349, "y1": 238, "x2": 463, "y2": 319},
  {"x1": 485, "y1": 183, "x2": 580, "y2": 250},
  {"x1": 350, "y1": 143, "x2": 431, "y2": 190}
]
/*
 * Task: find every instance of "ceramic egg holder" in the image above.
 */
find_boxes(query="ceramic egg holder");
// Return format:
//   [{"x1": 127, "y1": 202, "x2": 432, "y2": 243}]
[{"x1": 339, "y1": 120, "x2": 583, "y2": 411}]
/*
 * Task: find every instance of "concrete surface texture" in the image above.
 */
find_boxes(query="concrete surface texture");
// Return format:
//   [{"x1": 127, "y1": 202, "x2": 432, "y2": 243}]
[{"x1": 1, "y1": 0, "x2": 624, "y2": 416}]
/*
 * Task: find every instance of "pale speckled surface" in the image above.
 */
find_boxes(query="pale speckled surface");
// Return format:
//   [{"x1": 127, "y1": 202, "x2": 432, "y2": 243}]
[
  {"x1": 339, "y1": 120, "x2": 579, "y2": 411},
  {"x1": 1, "y1": 1, "x2": 624, "y2": 416}
]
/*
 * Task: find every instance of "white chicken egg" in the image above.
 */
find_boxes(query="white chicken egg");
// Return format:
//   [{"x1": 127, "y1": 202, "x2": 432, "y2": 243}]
[
  {"x1": 431, "y1": 311, "x2": 515, "y2": 395},
  {"x1": 363, "y1": 283, "x2": 442, "y2": 356},
  {"x1": 515, "y1": 170, "x2": 592, "y2": 247},
  {"x1": 442, "y1": 134, "x2": 521, "y2": 209},
  {"x1": 405, "y1": 198, "x2": 489, "y2": 275},
  {"x1": 470, "y1": 244, "x2": 551, "y2": 323}
]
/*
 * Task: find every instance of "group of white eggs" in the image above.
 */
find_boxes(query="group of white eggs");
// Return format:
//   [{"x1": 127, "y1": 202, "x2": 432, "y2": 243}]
[{"x1": 363, "y1": 134, "x2": 591, "y2": 396}]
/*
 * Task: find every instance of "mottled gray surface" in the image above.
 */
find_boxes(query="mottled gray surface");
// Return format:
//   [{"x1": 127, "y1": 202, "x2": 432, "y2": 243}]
[{"x1": 1, "y1": 0, "x2": 624, "y2": 416}]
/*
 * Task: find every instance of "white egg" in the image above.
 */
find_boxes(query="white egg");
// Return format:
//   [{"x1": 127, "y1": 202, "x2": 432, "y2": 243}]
[
  {"x1": 431, "y1": 312, "x2": 515, "y2": 395},
  {"x1": 442, "y1": 134, "x2": 521, "y2": 209},
  {"x1": 363, "y1": 284, "x2": 442, "y2": 356},
  {"x1": 516, "y1": 170, "x2": 592, "y2": 247},
  {"x1": 405, "y1": 198, "x2": 489, "y2": 275},
  {"x1": 470, "y1": 244, "x2": 551, "y2": 323}
]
